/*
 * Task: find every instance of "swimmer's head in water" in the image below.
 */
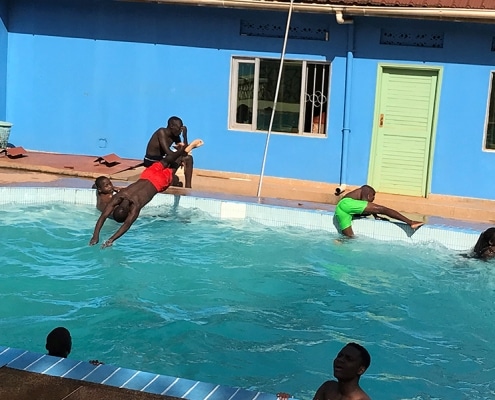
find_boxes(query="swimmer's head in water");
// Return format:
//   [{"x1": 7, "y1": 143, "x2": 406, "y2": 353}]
[
  {"x1": 485, "y1": 227, "x2": 495, "y2": 244},
  {"x1": 333, "y1": 342, "x2": 371, "y2": 380},
  {"x1": 46, "y1": 326, "x2": 72, "y2": 358},
  {"x1": 473, "y1": 227, "x2": 495, "y2": 258}
]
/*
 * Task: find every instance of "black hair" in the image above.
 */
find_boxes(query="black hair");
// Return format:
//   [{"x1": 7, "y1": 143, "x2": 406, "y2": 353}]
[
  {"x1": 94, "y1": 176, "x2": 110, "y2": 189},
  {"x1": 46, "y1": 327, "x2": 72, "y2": 358},
  {"x1": 347, "y1": 342, "x2": 371, "y2": 370},
  {"x1": 168, "y1": 116, "x2": 183, "y2": 127},
  {"x1": 113, "y1": 205, "x2": 129, "y2": 223},
  {"x1": 473, "y1": 227, "x2": 495, "y2": 259}
]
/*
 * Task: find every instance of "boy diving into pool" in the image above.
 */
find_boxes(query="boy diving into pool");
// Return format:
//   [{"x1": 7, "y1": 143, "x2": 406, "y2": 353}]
[
  {"x1": 335, "y1": 185, "x2": 424, "y2": 238},
  {"x1": 89, "y1": 139, "x2": 203, "y2": 248}
]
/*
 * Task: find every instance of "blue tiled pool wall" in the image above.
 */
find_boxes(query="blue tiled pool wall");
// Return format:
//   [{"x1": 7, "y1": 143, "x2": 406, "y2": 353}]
[
  {"x1": 0, "y1": 346, "x2": 274, "y2": 400},
  {"x1": 0, "y1": 187, "x2": 482, "y2": 251}
]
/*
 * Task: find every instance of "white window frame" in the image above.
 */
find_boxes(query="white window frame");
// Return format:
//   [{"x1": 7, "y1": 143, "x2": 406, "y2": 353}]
[
  {"x1": 229, "y1": 56, "x2": 330, "y2": 136},
  {"x1": 484, "y1": 71, "x2": 495, "y2": 151}
]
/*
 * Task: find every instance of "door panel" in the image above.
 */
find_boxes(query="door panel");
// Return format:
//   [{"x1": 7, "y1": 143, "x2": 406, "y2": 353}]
[{"x1": 369, "y1": 67, "x2": 439, "y2": 197}]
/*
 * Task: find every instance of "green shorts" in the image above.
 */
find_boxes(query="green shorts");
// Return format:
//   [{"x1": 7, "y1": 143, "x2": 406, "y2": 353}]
[{"x1": 335, "y1": 197, "x2": 368, "y2": 230}]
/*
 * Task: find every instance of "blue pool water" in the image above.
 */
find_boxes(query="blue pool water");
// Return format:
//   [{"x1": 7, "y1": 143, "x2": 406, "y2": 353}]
[{"x1": 1, "y1": 202, "x2": 494, "y2": 399}]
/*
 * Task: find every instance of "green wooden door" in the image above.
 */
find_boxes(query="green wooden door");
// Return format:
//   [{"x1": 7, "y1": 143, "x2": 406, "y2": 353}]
[{"x1": 369, "y1": 66, "x2": 439, "y2": 197}]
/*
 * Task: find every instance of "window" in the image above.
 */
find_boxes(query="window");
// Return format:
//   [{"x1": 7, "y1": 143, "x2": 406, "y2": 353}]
[
  {"x1": 230, "y1": 57, "x2": 330, "y2": 135},
  {"x1": 485, "y1": 72, "x2": 495, "y2": 150}
]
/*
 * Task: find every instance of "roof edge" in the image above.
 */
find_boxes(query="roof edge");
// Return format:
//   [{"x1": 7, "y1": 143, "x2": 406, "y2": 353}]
[{"x1": 119, "y1": 0, "x2": 495, "y2": 23}]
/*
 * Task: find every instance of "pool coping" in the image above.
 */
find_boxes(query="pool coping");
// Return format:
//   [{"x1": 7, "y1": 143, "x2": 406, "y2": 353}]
[
  {"x1": 0, "y1": 346, "x2": 275, "y2": 400},
  {"x1": 0, "y1": 186, "x2": 489, "y2": 251}
]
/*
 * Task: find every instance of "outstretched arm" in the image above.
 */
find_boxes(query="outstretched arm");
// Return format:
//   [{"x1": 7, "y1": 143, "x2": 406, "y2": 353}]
[
  {"x1": 181, "y1": 126, "x2": 188, "y2": 146},
  {"x1": 101, "y1": 206, "x2": 140, "y2": 248},
  {"x1": 89, "y1": 197, "x2": 122, "y2": 245}
]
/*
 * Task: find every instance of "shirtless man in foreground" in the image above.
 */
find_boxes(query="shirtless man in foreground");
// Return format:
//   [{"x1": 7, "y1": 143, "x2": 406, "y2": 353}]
[
  {"x1": 90, "y1": 139, "x2": 203, "y2": 248},
  {"x1": 313, "y1": 343, "x2": 372, "y2": 400},
  {"x1": 335, "y1": 185, "x2": 424, "y2": 238}
]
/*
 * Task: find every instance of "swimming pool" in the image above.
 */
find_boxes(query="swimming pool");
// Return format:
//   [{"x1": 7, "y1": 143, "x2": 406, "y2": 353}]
[{"x1": 1, "y1": 187, "x2": 494, "y2": 399}]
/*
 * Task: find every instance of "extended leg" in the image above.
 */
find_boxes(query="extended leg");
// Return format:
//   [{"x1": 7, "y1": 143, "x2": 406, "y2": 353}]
[
  {"x1": 182, "y1": 155, "x2": 193, "y2": 188},
  {"x1": 182, "y1": 139, "x2": 203, "y2": 189}
]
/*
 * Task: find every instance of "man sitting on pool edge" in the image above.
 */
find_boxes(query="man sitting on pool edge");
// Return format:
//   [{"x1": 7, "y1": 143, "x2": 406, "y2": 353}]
[
  {"x1": 89, "y1": 139, "x2": 203, "y2": 248},
  {"x1": 335, "y1": 185, "x2": 424, "y2": 238}
]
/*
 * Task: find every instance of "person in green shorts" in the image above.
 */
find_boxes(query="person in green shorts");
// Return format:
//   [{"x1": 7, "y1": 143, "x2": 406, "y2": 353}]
[{"x1": 335, "y1": 185, "x2": 424, "y2": 238}]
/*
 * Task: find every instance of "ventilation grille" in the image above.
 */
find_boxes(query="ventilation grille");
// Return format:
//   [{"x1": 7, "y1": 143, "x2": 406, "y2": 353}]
[
  {"x1": 240, "y1": 20, "x2": 329, "y2": 41},
  {"x1": 380, "y1": 29, "x2": 444, "y2": 48}
]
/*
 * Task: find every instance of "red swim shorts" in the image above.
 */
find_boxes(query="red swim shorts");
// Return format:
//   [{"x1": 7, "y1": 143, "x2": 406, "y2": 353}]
[{"x1": 140, "y1": 162, "x2": 174, "y2": 192}]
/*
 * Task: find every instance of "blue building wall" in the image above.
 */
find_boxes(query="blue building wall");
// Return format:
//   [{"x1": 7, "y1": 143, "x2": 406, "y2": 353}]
[
  {"x1": 351, "y1": 18, "x2": 495, "y2": 199},
  {"x1": 2, "y1": 0, "x2": 495, "y2": 200},
  {"x1": 5, "y1": 0, "x2": 347, "y2": 185}
]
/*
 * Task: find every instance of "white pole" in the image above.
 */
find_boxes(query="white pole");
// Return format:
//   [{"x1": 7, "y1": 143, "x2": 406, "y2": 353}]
[{"x1": 256, "y1": 0, "x2": 294, "y2": 198}]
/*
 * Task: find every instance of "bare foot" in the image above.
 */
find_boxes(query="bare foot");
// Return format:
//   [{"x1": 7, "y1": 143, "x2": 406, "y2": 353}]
[
  {"x1": 410, "y1": 221, "x2": 424, "y2": 230},
  {"x1": 185, "y1": 139, "x2": 204, "y2": 153}
]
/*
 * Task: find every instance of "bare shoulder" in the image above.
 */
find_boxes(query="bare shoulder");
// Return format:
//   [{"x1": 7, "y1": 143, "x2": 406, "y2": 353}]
[
  {"x1": 154, "y1": 126, "x2": 169, "y2": 136},
  {"x1": 357, "y1": 391, "x2": 371, "y2": 400},
  {"x1": 112, "y1": 187, "x2": 131, "y2": 201},
  {"x1": 344, "y1": 187, "x2": 362, "y2": 200},
  {"x1": 313, "y1": 380, "x2": 338, "y2": 400},
  {"x1": 348, "y1": 387, "x2": 371, "y2": 400},
  {"x1": 314, "y1": 381, "x2": 370, "y2": 400},
  {"x1": 158, "y1": 127, "x2": 176, "y2": 143},
  {"x1": 149, "y1": 127, "x2": 164, "y2": 138}
]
